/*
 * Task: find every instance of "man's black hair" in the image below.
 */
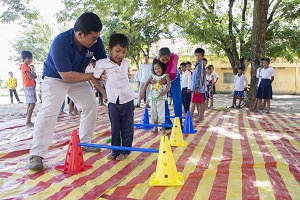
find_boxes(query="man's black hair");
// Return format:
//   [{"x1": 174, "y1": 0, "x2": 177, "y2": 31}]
[
  {"x1": 74, "y1": 12, "x2": 103, "y2": 35},
  {"x1": 109, "y1": 33, "x2": 129, "y2": 48}
]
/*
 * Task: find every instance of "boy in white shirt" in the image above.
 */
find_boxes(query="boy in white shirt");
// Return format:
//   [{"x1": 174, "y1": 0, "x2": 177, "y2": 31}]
[
  {"x1": 230, "y1": 67, "x2": 248, "y2": 109},
  {"x1": 180, "y1": 62, "x2": 192, "y2": 113},
  {"x1": 93, "y1": 33, "x2": 135, "y2": 161}
]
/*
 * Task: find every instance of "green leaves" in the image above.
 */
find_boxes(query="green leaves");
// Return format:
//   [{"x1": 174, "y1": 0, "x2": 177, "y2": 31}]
[
  {"x1": 9, "y1": 20, "x2": 53, "y2": 63},
  {"x1": 0, "y1": 0, "x2": 39, "y2": 23}
]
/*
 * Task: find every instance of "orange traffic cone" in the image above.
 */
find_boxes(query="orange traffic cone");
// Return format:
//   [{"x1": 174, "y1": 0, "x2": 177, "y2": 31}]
[
  {"x1": 149, "y1": 136, "x2": 184, "y2": 186},
  {"x1": 55, "y1": 130, "x2": 92, "y2": 174},
  {"x1": 170, "y1": 117, "x2": 187, "y2": 147}
]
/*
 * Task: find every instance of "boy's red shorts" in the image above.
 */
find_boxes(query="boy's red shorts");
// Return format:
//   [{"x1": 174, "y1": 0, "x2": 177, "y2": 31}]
[{"x1": 192, "y1": 92, "x2": 205, "y2": 104}]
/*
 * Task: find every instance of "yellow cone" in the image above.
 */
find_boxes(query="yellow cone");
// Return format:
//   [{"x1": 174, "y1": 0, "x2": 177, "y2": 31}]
[
  {"x1": 170, "y1": 117, "x2": 187, "y2": 147},
  {"x1": 149, "y1": 136, "x2": 184, "y2": 186}
]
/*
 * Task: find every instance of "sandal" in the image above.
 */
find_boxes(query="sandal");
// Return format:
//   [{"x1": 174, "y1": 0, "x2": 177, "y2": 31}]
[
  {"x1": 116, "y1": 154, "x2": 128, "y2": 161},
  {"x1": 107, "y1": 154, "x2": 116, "y2": 160}
]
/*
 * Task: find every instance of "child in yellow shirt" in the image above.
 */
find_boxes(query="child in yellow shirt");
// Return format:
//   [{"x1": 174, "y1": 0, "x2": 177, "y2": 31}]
[{"x1": 7, "y1": 71, "x2": 22, "y2": 104}]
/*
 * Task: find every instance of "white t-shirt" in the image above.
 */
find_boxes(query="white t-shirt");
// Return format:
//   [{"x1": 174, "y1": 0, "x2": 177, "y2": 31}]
[
  {"x1": 211, "y1": 71, "x2": 218, "y2": 82},
  {"x1": 234, "y1": 74, "x2": 248, "y2": 91},
  {"x1": 261, "y1": 66, "x2": 275, "y2": 79}
]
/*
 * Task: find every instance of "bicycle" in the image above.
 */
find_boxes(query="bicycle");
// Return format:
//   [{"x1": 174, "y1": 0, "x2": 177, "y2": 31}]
[{"x1": 235, "y1": 84, "x2": 250, "y2": 108}]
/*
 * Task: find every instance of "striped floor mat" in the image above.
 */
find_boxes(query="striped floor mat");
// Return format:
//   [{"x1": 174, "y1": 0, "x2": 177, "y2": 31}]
[{"x1": 0, "y1": 107, "x2": 300, "y2": 199}]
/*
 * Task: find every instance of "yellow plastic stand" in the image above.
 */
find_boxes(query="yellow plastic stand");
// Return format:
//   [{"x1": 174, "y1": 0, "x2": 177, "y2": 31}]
[
  {"x1": 170, "y1": 117, "x2": 188, "y2": 147},
  {"x1": 149, "y1": 136, "x2": 184, "y2": 186}
]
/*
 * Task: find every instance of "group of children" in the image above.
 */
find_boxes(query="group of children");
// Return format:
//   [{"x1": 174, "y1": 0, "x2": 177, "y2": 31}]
[
  {"x1": 177, "y1": 52, "x2": 219, "y2": 122},
  {"x1": 17, "y1": 31, "x2": 274, "y2": 163}
]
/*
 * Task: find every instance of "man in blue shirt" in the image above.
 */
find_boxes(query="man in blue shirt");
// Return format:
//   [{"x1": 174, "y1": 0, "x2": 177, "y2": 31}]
[{"x1": 28, "y1": 12, "x2": 107, "y2": 171}]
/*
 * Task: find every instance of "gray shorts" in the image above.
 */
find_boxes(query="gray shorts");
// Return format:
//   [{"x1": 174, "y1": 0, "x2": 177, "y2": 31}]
[{"x1": 24, "y1": 86, "x2": 37, "y2": 104}]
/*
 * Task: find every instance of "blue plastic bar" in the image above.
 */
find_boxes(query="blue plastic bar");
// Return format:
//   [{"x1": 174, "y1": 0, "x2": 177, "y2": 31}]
[
  {"x1": 78, "y1": 143, "x2": 159, "y2": 153},
  {"x1": 165, "y1": 116, "x2": 186, "y2": 119},
  {"x1": 134, "y1": 124, "x2": 173, "y2": 128}
]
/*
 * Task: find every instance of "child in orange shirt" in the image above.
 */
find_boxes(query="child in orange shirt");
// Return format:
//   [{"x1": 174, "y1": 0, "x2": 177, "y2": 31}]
[{"x1": 19, "y1": 51, "x2": 37, "y2": 126}]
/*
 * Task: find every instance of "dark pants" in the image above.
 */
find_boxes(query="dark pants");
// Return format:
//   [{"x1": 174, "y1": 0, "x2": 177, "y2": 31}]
[
  {"x1": 9, "y1": 89, "x2": 20, "y2": 103},
  {"x1": 181, "y1": 87, "x2": 191, "y2": 113},
  {"x1": 108, "y1": 99, "x2": 134, "y2": 156}
]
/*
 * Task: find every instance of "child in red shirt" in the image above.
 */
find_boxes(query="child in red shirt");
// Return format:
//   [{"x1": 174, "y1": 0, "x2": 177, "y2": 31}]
[{"x1": 19, "y1": 51, "x2": 37, "y2": 126}]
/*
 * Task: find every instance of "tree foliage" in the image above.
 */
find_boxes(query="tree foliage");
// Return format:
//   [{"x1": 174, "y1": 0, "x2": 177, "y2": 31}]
[
  {"x1": 10, "y1": 20, "x2": 53, "y2": 63},
  {"x1": 0, "y1": 0, "x2": 39, "y2": 23},
  {"x1": 56, "y1": 0, "x2": 170, "y2": 68},
  {"x1": 1, "y1": 0, "x2": 300, "y2": 71},
  {"x1": 159, "y1": 0, "x2": 300, "y2": 74}
]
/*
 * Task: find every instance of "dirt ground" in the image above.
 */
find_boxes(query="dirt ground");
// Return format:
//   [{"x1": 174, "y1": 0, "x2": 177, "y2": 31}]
[{"x1": 1, "y1": 93, "x2": 300, "y2": 122}]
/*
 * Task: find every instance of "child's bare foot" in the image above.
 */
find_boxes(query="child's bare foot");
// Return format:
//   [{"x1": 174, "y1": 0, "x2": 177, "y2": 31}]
[{"x1": 25, "y1": 122, "x2": 34, "y2": 127}]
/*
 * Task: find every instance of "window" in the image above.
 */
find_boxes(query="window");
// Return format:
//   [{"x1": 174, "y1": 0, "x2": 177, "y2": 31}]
[{"x1": 223, "y1": 73, "x2": 234, "y2": 83}]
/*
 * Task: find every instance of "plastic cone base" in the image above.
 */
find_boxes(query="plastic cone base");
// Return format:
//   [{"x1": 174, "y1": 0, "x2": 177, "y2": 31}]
[
  {"x1": 137, "y1": 108, "x2": 151, "y2": 130},
  {"x1": 182, "y1": 111, "x2": 197, "y2": 134},
  {"x1": 55, "y1": 130, "x2": 93, "y2": 174},
  {"x1": 170, "y1": 117, "x2": 187, "y2": 147},
  {"x1": 149, "y1": 136, "x2": 184, "y2": 186}
]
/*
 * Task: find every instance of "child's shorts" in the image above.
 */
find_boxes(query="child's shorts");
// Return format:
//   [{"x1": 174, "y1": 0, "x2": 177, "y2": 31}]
[
  {"x1": 192, "y1": 92, "x2": 205, "y2": 104},
  {"x1": 234, "y1": 90, "x2": 244, "y2": 97},
  {"x1": 24, "y1": 86, "x2": 37, "y2": 104}
]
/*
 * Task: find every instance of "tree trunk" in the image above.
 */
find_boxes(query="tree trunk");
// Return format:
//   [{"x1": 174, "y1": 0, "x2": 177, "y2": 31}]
[
  {"x1": 248, "y1": 0, "x2": 269, "y2": 108},
  {"x1": 225, "y1": 49, "x2": 247, "y2": 75}
]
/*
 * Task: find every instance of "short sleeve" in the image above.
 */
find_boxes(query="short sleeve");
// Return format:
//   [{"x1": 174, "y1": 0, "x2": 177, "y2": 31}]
[
  {"x1": 20, "y1": 64, "x2": 31, "y2": 73},
  {"x1": 271, "y1": 68, "x2": 275, "y2": 76},
  {"x1": 94, "y1": 60, "x2": 105, "y2": 78}
]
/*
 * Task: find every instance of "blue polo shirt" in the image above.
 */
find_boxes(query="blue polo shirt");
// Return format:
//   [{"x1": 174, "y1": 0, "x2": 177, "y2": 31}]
[{"x1": 43, "y1": 28, "x2": 106, "y2": 79}]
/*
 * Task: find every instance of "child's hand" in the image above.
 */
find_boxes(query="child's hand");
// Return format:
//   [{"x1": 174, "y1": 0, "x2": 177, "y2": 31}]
[
  {"x1": 150, "y1": 79, "x2": 155, "y2": 85},
  {"x1": 160, "y1": 91, "x2": 166, "y2": 97},
  {"x1": 100, "y1": 71, "x2": 107, "y2": 84}
]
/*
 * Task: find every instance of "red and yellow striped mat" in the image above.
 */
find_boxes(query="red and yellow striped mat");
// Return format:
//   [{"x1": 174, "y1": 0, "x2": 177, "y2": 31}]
[{"x1": 1, "y1": 107, "x2": 300, "y2": 199}]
